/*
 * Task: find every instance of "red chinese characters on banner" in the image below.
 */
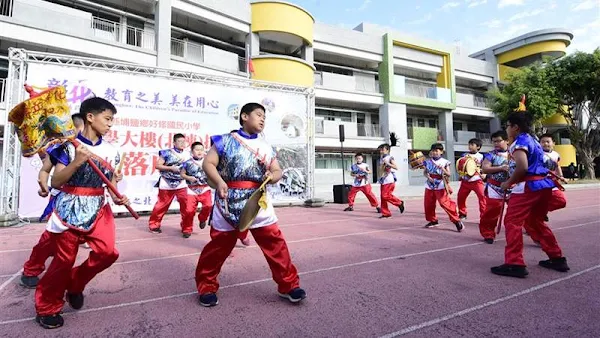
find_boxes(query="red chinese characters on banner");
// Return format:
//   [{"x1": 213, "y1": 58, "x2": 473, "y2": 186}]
[
  {"x1": 140, "y1": 131, "x2": 157, "y2": 148},
  {"x1": 105, "y1": 117, "x2": 214, "y2": 177},
  {"x1": 121, "y1": 152, "x2": 151, "y2": 176}
]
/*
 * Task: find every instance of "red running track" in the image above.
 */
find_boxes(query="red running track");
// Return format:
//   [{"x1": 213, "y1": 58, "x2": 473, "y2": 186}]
[{"x1": 0, "y1": 188, "x2": 599, "y2": 337}]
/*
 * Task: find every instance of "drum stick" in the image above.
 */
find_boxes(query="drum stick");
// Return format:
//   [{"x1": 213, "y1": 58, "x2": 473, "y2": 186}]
[
  {"x1": 71, "y1": 140, "x2": 139, "y2": 219},
  {"x1": 496, "y1": 192, "x2": 507, "y2": 234},
  {"x1": 117, "y1": 152, "x2": 126, "y2": 173}
]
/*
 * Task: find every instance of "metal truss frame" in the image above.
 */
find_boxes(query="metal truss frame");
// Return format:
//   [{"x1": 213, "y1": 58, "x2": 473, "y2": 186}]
[
  {"x1": 0, "y1": 48, "x2": 26, "y2": 219},
  {"x1": 0, "y1": 48, "x2": 316, "y2": 219}
]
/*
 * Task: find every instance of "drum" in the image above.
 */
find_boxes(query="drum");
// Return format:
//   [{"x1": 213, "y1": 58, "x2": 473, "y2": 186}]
[
  {"x1": 409, "y1": 151, "x2": 426, "y2": 169},
  {"x1": 456, "y1": 156, "x2": 478, "y2": 177},
  {"x1": 238, "y1": 177, "x2": 271, "y2": 232}
]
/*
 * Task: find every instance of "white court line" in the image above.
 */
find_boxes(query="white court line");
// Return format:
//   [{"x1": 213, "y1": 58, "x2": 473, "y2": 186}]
[
  {"x1": 0, "y1": 222, "x2": 414, "y2": 275},
  {"x1": 0, "y1": 220, "x2": 597, "y2": 325},
  {"x1": 0, "y1": 225, "x2": 140, "y2": 239},
  {"x1": 109, "y1": 225, "x2": 417, "y2": 266},
  {"x1": 0, "y1": 203, "x2": 597, "y2": 240},
  {"x1": 2, "y1": 202, "x2": 597, "y2": 253},
  {"x1": 0, "y1": 206, "x2": 338, "y2": 239},
  {"x1": 0, "y1": 269, "x2": 23, "y2": 292},
  {"x1": 378, "y1": 264, "x2": 600, "y2": 338},
  {"x1": 0, "y1": 214, "x2": 391, "y2": 254}
]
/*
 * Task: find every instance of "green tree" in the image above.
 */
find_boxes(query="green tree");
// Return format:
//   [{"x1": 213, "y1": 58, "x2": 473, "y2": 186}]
[
  {"x1": 487, "y1": 62, "x2": 560, "y2": 132},
  {"x1": 548, "y1": 49, "x2": 600, "y2": 180},
  {"x1": 487, "y1": 49, "x2": 600, "y2": 179}
]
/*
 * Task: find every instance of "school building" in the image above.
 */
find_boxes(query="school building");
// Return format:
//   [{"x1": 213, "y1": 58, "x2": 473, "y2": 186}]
[{"x1": 0, "y1": 0, "x2": 577, "y2": 195}]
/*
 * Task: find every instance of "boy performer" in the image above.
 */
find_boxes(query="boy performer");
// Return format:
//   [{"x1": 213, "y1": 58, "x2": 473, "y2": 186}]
[
  {"x1": 20, "y1": 114, "x2": 85, "y2": 289},
  {"x1": 478, "y1": 131, "x2": 510, "y2": 244},
  {"x1": 148, "y1": 133, "x2": 190, "y2": 234},
  {"x1": 540, "y1": 133, "x2": 567, "y2": 221},
  {"x1": 180, "y1": 141, "x2": 212, "y2": 236},
  {"x1": 195, "y1": 102, "x2": 305, "y2": 307},
  {"x1": 344, "y1": 153, "x2": 381, "y2": 213},
  {"x1": 35, "y1": 97, "x2": 129, "y2": 329},
  {"x1": 377, "y1": 144, "x2": 405, "y2": 218},
  {"x1": 457, "y1": 138, "x2": 486, "y2": 220},
  {"x1": 423, "y1": 143, "x2": 464, "y2": 231},
  {"x1": 491, "y1": 112, "x2": 569, "y2": 278}
]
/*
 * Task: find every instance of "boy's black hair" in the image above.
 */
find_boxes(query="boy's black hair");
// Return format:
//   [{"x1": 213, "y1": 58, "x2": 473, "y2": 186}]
[
  {"x1": 505, "y1": 112, "x2": 533, "y2": 134},
  {"x1": 354, "y1": 152, "x2": 364, "y2": 158},
  {"x1": 239, "y1": 102, "x2": 266, "y2": 126},
  {"x1": 491, "y1": 130, "x2": 508, "y2": 140},
  {"x1": 377, "y1": 143, "x2": 390, "y2": 151},
  {"x1": 79, "y1": 97, "x2": 117, "y2": 123},
  {"x1": 468, "y1": 138, "x2": 483, "y2": 149},
  {"x1": 173, "y1": 133, "x2": 185, "y2": 142},
  {"x1": 71, "y1": 113, "x2": 84, "y2": 123},
  {"x1": 539, "y1": 133, "x2": 554, "y2": 141},
  {"x1": 430, "y1": 143, "x2": 444, "y2": 151},
  {"x1": 191, "y1": 141, "x2": 203, "y2": 149}
]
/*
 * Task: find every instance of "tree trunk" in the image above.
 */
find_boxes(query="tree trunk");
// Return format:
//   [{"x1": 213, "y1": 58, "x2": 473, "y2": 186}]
[{"x1": 581, "y1": 151, "x2": 597, "y2": 180}]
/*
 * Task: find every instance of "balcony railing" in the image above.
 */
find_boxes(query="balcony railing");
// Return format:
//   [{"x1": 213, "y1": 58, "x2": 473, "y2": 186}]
[
  {"x1": 172, "y1": 37, "x2": 247, "y2": 74},
  {"x1": 456, "y1": 91, "x2": 491, "y2": 109},
  {"x1": 0, "y1": 0, "x2": 14, "y2": 17},
  {"x1": 315, "y1": 119, "x2": 382, "y2": 139},
  {"x1": 314, "y1": 71, "x2": 380, "y2": 93},
  {"x1": 171, "y1": 38, "x2": 204, "y2": 63},
  {"x1": 394, "y1": 76, "x2": 452, "y2": 104},
  {"x1": 0, "y1": 78, "x2": 6, "y2": 105},
  {"x1": 357, "y1": 123, "x2": 381, "y2": 137},
  {"x1": 91, "y1": 17, "x2": 155, "y2": 51}
]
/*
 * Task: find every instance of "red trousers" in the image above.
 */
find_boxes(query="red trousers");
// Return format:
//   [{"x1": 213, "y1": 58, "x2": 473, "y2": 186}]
[
  {"x1": 195, "y1": 224, "x2": 299, "y2": 295},
  {"x1": 525, "y1": 189, "x2": 567, "y2": 242},
  {"x1": 548, "y1": 189, "x2": 567, "y2": 212},
  {"x1": 503, "y1": 188, "x2": 563, "y2": 266},
  {"x1": 424, "y1": 189, "x2": 460, "y2": 223},
  {"x1": 149, "y1": 188, "x2": 189, "y2": 232},
  {"x1": 182, "y1": 191, "x2": 213, "y2": 233},
  {"x1": 457, "y1": 180, "x2": 486, "y2": 217},
  {"x1": 479, "y1": 197, "x2": 504, "y2": 240},
  {"x1": 35, "y1": 205, "x2": 119, "y2": 316},
  {"x1": 23, "y1": 230, "x2": 54, "y2": 277},
  {"x1": 380, "y1": 183, "x2": 403, "y2": 217},
  {"x1": 348, "y1": 185, "x2": 379, "y2": 208}
]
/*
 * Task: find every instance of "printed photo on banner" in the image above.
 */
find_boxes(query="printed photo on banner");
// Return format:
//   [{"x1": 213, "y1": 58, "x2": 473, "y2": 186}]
[{"x1": 17, "y1": 63, "x2": 310, "y2": 218}]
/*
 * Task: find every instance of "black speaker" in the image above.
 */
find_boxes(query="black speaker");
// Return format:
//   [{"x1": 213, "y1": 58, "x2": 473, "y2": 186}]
[
  {"x1": 333, "y1": 184, "x2": 351, "y2": 204},
  {"x1": 338, "y1": 124, "x2": 345, "y2": 143}
]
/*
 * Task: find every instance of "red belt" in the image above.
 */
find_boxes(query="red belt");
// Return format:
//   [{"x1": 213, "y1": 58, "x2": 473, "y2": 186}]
[
  {"x1": 188, "y1": 184, "x2": 208, "y2": 189},
  {"x1": 521, "y1": 175, "x2": 547, "y2": 182},
  {"x1": 62, "y1": 186, "x2": 104, "y2": 196},
  {"x1": 430, "y1": 174, "x2": 443, "y2": 179},
  {"x1": 487, "y1": 178, "x2": 504, "y2": 186},
  {"x1": 227, "y1": 181, "x2": 260, "y2": 189}
]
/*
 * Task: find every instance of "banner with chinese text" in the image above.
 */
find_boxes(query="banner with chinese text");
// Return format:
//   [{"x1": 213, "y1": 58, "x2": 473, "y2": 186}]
[{"x1": 18, "y1": 63, "x2": 311, "y2": 218}]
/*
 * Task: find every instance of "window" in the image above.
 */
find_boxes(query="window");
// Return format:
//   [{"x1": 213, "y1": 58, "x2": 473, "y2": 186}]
[
  {"x1": 467, "y1": 121, "x2": 489, "y2": 133},
  {"x1": 315, "y1": 109, "x2": 352, "y2": 122}
]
